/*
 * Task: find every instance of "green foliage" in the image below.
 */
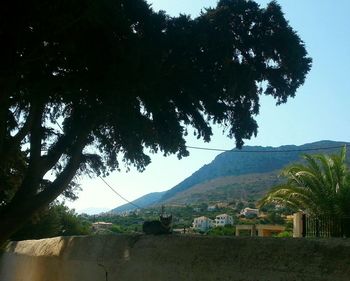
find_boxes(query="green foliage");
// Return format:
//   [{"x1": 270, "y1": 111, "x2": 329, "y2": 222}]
[
  {"x1": 11, "y1": 204, "x2": 91, "y2": 241},
  {"x1": 89, "y1": 212, "x2": 144, "y2": 234},
  {"x1": 207, "y1": 225, "x2": 235, "y2": 236},
  {"x1": 55, "y1": 205, "x2": 91, "y2": 236},
  {"x1": 265, "y1": 212, "x2": 285, "y2": 225},
  {"x1": 0, "y1": 150, "x2": 26, "y2": 208},
  {"x1": 260, "y1": 147, "x2": 350, "y2": 218},
  {"x1": 11, "y1": 206, "x2": 61, "y2": 241},
  {"x1": 109, "y1": 225, "x2": 125, "y2": 234},
  {"x1": 92, "y1": 205, "x2": 228, "y2": 233},
  {"x1": 235, "y1": 201, "x2": 245, "y2": 213},
  {"x1": 276, "y1": 231, "x2": 292, "y2": 238}
]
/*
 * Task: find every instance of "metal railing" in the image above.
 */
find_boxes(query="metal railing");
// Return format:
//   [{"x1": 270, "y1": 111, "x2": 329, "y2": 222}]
[{"x1": 302, "y1": 215, "x2": 350, "y2": 238}]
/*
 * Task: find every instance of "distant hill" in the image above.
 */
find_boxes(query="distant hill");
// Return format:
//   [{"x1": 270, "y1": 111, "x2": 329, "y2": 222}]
[
  {"x1": 160, "y1": 140, "x2": 349, "y2": 202},
  {"x1": 162, "y1": 171, "x2": 282, "y2": 205},
  {"x1": 110, "y1": 140, "x2": 349, "y2": 212},
  {"x1": 110, "y1": 191, "x2": 166, "y2": 214}
]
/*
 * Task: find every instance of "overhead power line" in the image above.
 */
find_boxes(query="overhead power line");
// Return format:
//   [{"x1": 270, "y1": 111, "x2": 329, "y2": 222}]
[
  {"x1": 54, "y1": 122, "x2": 142, "y2": 211},
  {"x1": 99, "y1": 176, "x2": 143, "y2": 210},
  {"x1": 53, "y1": 122, "x2": 347, "y2": 208},
  {"x1": 185, "y1": 144, "x2": 347, "y2": 153},
  {"x1": 99, "y1": 144, "x2": 347, "y2": 209}
]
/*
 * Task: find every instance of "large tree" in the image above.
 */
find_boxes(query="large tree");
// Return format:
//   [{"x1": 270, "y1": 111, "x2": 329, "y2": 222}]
[{"x1": 0, "y1": 0, "x2": 311, "y2": 244}]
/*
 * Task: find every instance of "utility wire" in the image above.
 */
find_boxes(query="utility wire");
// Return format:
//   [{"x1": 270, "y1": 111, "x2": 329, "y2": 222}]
[
  {"x1": 54, "y1": 121, "x2": 347, "y2": 208},
  {"x1": 99, "y1": 176, "x2": 143, "y2": 210},
  {"x1": 99, "y1": 144, "x2": 347, "y2": 209},
  {"x1": 54, "y1": 121, "x2": 142, "y2": 210}
]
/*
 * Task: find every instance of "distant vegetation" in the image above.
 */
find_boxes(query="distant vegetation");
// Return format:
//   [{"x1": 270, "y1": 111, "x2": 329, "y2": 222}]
[
  {"x1": 9, "y1": 198, "x2": 293, "y2": 240},
  {"x1": 11, "y1": 203, "x2": 91, "y2": 241},
  {"x1": 87, "y1": 203, "x2": 293, "y2": 237},
  {"x1": 207, "y1": 226, "x2": 235, "y2": 236}
]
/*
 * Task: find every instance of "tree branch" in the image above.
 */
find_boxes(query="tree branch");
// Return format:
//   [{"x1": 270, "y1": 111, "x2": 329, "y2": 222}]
[
  {"x1": 40, "y1": 131, "x2": 75, "y2": 174},
  {"x1": 12, "y1": 105, "x2": 36, "y2": 145},
  {"x1": 0, "y1": 103, "x2": 37, "y2": 163},
  {"x1": 0, "y1": 119, "x2": 91, "y2": 245},
  {"x1": 34, "y1": 129, "x2": 90, "y2": 207},
  {"x1": 39, "y1": 103, "x2": 99, "y2": 175},
  {"x1": 16, "y1": 100, "x2": 45, "y2": 196}
]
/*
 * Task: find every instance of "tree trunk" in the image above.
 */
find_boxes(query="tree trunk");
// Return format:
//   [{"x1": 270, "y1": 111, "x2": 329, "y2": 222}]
[
  {"x1": 0, "y1": 200, "x2": 40, "y2": 246},
  {"x1": 0, "y1": 160, "x2": 81, "y2": 246},
  {"x1": 0, "y1": 128, "x2": 89, "y2": 246}
]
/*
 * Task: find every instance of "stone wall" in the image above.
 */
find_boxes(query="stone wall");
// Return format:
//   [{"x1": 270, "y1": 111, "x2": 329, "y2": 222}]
[{"x1": 1, "y1": 235, "x2": 350, "y2": 281}]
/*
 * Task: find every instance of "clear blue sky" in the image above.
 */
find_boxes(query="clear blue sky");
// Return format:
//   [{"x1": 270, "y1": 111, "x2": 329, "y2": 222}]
[{"x1": 66, "y1": 0, "x2": 350, "y2": 213}]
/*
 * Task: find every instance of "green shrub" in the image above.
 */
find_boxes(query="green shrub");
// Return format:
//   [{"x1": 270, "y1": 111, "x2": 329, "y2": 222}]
[{"x1": 276, "y1": 231, "x2": 292, "y2": 238}]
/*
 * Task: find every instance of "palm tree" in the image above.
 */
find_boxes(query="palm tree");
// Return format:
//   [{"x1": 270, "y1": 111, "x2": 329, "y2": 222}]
[{"x1": 259, "y1": 147, "x2": 350, "y2": 218}]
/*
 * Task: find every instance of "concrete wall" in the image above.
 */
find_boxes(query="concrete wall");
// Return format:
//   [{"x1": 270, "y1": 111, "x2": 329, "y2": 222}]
[{"x1": 1, "y1": 235, "x2": 350, "y2": 281}]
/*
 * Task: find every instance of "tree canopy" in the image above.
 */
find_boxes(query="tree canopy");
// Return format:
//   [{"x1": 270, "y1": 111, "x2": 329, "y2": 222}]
[{"x1": 0, "y1": 0, "x2": 311, "y2": 245}]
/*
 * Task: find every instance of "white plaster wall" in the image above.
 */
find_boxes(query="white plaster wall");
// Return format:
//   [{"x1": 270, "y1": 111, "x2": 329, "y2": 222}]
[{"x1": 1, "y1": 235, "x2": 350, "y2": 281}]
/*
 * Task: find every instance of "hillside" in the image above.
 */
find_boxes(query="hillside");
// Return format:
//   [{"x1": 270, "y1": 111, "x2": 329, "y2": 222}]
[
  {"x1": 160, "y1": 140, "x2": 349, "y2": 202},
  {"x1": 162, "y1": 171, "x2": 282, "y2": 205},
  {"x1": 111, "y1": 191, "x2": 165, "y2": 214},
  {"x1": 111, "y1": 140, "x2": 349, "y2": 212}
]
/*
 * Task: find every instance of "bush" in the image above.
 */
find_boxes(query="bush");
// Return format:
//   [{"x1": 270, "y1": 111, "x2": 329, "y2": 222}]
[
  {"x1": 207, "y1": 226, "x2": 235, "y2": 236},
  {"x1": 110, "y1": 225, "x2": 124, "y2": 233},
  {"x1": 276, "y1": 231, "x2": 292, "y2": 238}
]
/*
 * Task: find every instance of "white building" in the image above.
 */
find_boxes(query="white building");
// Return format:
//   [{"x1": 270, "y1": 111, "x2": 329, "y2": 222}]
[
  {"x1": 240, "y1": 208, "x2": 259, "y2": 217},
  {"x1": 192, "y1": 216, "x2": 214, "y2": 231},
  {"x1": 215, "y1": 214, "x2": 234, "y2": 227}
]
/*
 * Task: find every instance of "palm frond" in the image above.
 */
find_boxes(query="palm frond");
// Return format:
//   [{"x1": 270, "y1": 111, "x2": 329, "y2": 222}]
[{"x1": 261, "y1": 148, "x2": 350, "y2": 218}]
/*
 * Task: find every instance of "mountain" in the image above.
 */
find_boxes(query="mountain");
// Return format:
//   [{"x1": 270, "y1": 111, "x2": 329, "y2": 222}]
[
  {"x1": 161, "y1": 140, "x2": 349, "y2": 202},
  {"x1": 110, "y1": 191, "x2": 166, "y2": 214},
  {"x1": 162, "y1": 171, "x2": 282, "y2": 205},
  {"x1": 110, "y1": 140, "x2": 349, "y2": 211}
]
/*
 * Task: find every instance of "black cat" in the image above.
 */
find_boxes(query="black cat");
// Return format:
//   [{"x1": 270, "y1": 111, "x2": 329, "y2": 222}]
[{"x1": 142, "y1": 215, "x2": 172, "y2": 235}]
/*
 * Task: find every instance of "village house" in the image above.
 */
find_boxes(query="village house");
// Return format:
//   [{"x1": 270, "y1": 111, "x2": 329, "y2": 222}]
[
  {"x1": 215, "y1": 213, "x2": 234, "y2": 227},
  {"x1": 192, "y1": 216, "x2": 214, "y2": 231},
  {"x1": 240, "y1": 207, "x2": 259, "y2": 217}
]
